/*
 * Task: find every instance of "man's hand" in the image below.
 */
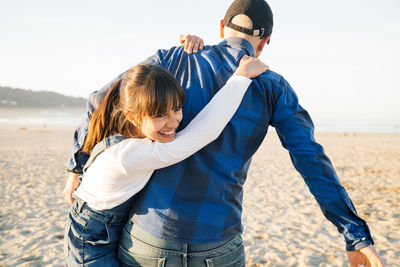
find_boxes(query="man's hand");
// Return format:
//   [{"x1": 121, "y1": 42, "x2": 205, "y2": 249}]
[
  {"x1": 63, "y1": 172, "x2": 81, "y2": 205},
  {"x1": 347, "y1": 245, "x2": 385, "y2": 267},
  {"x1": 179, "y1": 34, "x2": 204, "y2": 54}
]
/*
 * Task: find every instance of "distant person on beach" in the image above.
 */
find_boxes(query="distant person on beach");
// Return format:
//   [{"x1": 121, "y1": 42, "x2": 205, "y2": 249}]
[
  {"x1": 63, "y1": 56, "x2": 268, "y2": 265},
  {"x1": 64, "y1": 0, "x2": 384, "y2": 266}
]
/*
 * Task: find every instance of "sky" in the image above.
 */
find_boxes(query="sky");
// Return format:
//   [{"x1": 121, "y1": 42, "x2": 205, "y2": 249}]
[{"x1": 1, "y1": 0, "x2": 400, "y2": 122}]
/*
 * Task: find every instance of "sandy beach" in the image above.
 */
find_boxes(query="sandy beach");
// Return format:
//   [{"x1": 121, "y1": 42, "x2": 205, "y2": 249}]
[{"x1": 0, "y1": 125, "x2": 399, "y2": 266}]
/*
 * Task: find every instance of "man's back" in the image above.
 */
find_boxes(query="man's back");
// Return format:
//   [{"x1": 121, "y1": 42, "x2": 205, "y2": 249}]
[
  {"x1": 131, "y1": 37, "x2": 287, "y2": 243},
  {"x1": 69, "y1": 37, "x2": 372, "y2": 252}
]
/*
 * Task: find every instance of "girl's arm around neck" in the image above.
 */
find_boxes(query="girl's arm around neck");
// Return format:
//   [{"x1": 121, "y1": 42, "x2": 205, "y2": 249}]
[
  {"x1": 113, "y1": 74, "x2": 252, "y2": 172},
  {"x1": 113, "y1": 56, "x2": 268, "y2": 172}
]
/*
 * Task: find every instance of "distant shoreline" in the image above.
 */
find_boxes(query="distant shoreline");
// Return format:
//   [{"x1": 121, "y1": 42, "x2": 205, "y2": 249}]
[
  {"x1": 0, "y1": 108, "x2": 399, "y2": 133},
  {"x1": 0, "y1": 107, "x2": 86, "y2": 127}
]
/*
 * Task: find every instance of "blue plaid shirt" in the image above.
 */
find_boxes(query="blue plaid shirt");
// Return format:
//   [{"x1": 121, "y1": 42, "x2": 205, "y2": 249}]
[{"x1": 68, "y1": 37, "x2": 373, "y2": 251}]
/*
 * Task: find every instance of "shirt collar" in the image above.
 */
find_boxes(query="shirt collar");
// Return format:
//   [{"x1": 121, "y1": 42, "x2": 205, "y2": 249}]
[{"x1": 219, "y1": 37, "x2": 255, "y2": 57}]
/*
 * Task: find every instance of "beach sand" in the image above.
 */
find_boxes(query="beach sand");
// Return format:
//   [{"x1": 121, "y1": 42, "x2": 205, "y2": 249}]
[{"x1": 0, "y1": 125, "x2": 398, "y2": 266}]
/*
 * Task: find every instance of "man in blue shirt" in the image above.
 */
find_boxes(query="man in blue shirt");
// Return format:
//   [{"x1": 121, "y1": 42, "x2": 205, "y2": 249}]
[{"x1": 64, "y1": 0, "x2": 384, "y2": 266}]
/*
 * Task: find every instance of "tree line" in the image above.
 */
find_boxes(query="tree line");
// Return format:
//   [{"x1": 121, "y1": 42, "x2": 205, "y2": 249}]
[{"x1": 0, "y1": 86, "x2": 86, "y2": 108}]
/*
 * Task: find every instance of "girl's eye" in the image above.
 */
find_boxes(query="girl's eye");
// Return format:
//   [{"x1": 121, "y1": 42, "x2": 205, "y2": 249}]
[
  {"x1": 174, "y1": 106, "x2": 182, "y2": 112},
  {"x1": 155, "y1": 113, "x2": 166, "y2": 118}
]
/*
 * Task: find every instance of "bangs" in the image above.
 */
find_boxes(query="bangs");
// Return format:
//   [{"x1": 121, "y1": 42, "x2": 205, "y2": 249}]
[
  {"x1": 144, "y1": 67, "x2": 185, "y2": 118},
  {"x1": 124, "y1": 66, "x2": 185, "y2": 119},
  {"x1": 121, "y1": 64, "x2": 185, "y2": 123},
  {"x1": 145, "y1": 83, "x2": 185, "y2": 117}
]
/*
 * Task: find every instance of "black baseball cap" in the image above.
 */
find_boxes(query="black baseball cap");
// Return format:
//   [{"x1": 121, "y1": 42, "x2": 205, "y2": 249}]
[{"x1": 223, "y1": 0, "x2": 273, "y2": 39}]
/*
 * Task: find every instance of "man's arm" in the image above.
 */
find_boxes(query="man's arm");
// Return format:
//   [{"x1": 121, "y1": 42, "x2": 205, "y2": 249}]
[{"x1": 268, "y1": 76, "x2": 383, "y2": 264}]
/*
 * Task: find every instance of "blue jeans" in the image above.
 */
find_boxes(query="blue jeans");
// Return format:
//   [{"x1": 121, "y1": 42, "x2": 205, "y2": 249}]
[
  {"x1": 119, "y1": 221, "x2": 245, "y2": 267},
  {"x1": 64, "y1": 197, "x2": 132, "y2": 266}
]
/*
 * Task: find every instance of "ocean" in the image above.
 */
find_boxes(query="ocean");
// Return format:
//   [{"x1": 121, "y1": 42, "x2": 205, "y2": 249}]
[
  {"x1": 0, "y1": 108, "x2": 399, "y2": 133},
  {"x1": 313, "y1": 118, "x2": 400, "y2": 134},
  {"x1": 0, "y1": 108, "x2": 86, "y2": 128}
]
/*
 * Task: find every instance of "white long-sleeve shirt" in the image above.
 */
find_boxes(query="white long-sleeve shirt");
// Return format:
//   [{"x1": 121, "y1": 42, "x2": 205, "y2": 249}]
[{"x1": 74, "y1": 74, "x2": 252, "y2": 210}]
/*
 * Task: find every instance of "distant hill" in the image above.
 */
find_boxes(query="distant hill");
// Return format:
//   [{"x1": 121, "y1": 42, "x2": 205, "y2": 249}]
[{"x1": 0, "y1": 86, "x2": 87, "y2": 108}]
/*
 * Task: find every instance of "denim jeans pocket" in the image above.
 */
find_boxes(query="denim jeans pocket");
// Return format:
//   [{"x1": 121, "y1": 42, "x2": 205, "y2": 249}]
[
  {"x1": 205, "y1": 242, "x2": 245, "y2": 267},
  {"x1": 80, "y1": 216, "x2": 112, "y2": 245},
  {"x1": 119, "y1": 246, "x2": 166, "y2": 267},
  {"x1": 69, "y1": 205, "x2": 112, "y2": 246}
]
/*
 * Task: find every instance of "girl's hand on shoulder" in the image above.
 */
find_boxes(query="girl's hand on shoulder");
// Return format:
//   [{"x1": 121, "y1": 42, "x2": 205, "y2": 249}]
[
  {"x1": 235, "y1": 55, "x2": 269, "y2": 78},
  {"x1": 179, "y1": 34, "x2": 204, "y2": 54}
]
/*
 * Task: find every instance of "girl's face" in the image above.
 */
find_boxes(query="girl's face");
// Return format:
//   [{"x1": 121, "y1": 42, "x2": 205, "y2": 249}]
[{"x1": 140, "y1": 107, "x2": 183, "y2": 143}]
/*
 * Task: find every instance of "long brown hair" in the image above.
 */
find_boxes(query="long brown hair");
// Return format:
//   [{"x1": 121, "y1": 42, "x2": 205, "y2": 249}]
[{"x1": 82, "y1": 64, "x2": 185, "y2": 154}]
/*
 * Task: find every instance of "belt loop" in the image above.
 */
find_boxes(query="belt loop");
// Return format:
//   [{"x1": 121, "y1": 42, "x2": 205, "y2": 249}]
[
  {"x1": 76, "y1": 198, "x2": 85, "y2": 213},
  {"x1": 183, "y1": 244, "x2": 188, "y2": 267},
  {"x1": 111, "y1": 215, "x2": 117, "y2": 225}
]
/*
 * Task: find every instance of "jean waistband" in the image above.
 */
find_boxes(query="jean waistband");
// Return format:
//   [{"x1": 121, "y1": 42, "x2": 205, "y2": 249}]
[
  {"x1": 72, "y1": 196, "x2": 129, "y2": 225},
  {"x1": 124, "y1": 221, "x2": 241, "y2": 253}
]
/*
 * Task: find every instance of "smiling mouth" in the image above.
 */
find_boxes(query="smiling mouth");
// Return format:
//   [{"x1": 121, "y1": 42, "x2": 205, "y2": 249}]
[{"x1": 159, "y1": 130, "x2": 176, "y2": 138}]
